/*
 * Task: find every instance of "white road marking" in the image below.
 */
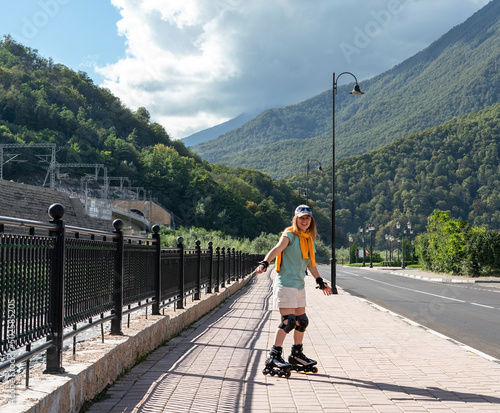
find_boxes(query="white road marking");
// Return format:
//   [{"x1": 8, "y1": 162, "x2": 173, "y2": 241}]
[
  {"x1": 471, "y1": 302, "x2": 495, "y2": 309},
  {"x1": 339, "y1": 270, "x2": 500, "y2": 310}
]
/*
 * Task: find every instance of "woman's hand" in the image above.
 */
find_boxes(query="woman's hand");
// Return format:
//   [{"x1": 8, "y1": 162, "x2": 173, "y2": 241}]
[
  {"x1": 315, "y1": 276, "x2": 333, "y2": 296},
  {"x1": 322, "y1": 285, "x2": 333, "y2": 295},
  {"x1": 255, "y1": 260, "x2": 269, "y2": 274}
]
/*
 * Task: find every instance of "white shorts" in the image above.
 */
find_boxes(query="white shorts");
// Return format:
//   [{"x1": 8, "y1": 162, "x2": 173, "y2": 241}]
[{"x1": 273, "y1": 285, "x2": 306, "y2": 308}]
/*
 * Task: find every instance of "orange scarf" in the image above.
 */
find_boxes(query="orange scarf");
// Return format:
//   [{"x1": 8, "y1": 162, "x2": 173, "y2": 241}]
[{"x1": 276, "y1": 229, "x2": 316, "y2": 272}]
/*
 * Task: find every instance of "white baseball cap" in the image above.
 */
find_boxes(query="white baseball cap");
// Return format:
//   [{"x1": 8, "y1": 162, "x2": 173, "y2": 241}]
[{"x1": 294, "y1": 205, "x2": 313, "y2": 217}]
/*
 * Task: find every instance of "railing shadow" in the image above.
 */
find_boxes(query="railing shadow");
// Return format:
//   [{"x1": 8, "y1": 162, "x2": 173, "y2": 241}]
[{"x1": 88, "y1": 272, "x2": 273, "y2": 412}]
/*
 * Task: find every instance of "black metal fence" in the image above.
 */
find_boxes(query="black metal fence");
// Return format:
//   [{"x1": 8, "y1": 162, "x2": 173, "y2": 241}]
[{"x1": 0, "y1": 204, "x2": 262, "y2": 384}]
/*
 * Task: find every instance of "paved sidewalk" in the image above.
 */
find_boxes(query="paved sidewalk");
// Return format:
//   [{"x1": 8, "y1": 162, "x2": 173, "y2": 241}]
[{"x1": 86, "y1": 266, "x2": 500, "y2": 412}]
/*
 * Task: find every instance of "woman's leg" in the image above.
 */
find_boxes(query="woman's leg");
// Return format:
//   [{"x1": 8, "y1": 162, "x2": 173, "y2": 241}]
[
  {"x1": 293, "y1": 306, "x2": 306, "y2": 345},
  {"x1": 288, "y1": 306, "x2": 317, "y2": 371},
  {"x1": 274, "y1": 307, "x2": 295, "y2": 346}
]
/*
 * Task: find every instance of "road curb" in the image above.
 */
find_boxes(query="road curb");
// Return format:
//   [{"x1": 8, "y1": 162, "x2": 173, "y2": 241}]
[
  {"x1": 389, "y1": 270, "x2": 500, "y2": 284},
  {"x1": 357, "y1": 296, "x2": 500, "y2": 364}
]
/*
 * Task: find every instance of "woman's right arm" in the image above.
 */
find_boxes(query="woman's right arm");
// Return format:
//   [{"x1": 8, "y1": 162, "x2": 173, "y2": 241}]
[{"x1": 255, "y1": 236, "x2": 290, "y2": 273}]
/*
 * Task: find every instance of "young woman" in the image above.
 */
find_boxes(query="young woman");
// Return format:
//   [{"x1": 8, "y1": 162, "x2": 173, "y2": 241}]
[{"x1": 256, "y1": 205, "x2": 332, "y2": 377}]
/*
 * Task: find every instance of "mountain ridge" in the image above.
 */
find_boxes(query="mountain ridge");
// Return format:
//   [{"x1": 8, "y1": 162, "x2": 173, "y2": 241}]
[
  {"x1": 181, "y1": 111, "x2": 258, "y2": 146},
  {"x1": 191, "y1": 0, "x2": 500, "y2": 178}
]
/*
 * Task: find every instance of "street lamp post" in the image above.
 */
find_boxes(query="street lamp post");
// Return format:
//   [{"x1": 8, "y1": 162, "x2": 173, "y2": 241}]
[
  {"x1": 384, "y1": 234, "x2": 389, "y2": 261},
  {"x1": 386, "y1": 235, "x2": 395, "y2": 261},
  {"x1": 407, "y1": 221, "x2": 413, "y2": 261},
  {"x1": 396, "y1": 221, "x2": 406, "y2": 269},
  {"x1": 331, "y1": 72, "x2": 364, "y2": 293},
  {"x1": 348, "y1": 234, "x2": 353, "y2": 264},
  {"x1": 396, "y1": 221, "x2": 411, "y2": 270},
  {"x1": 403, "y1": 228, "x2": 408, "y2": 268},
  {"x1": 367, "y1": 224, "x2": 376, "y2": 268},
  {"x1": 306, "y1": 159, "x2": 323, "y2": 205},
  {"x1": 359, "y1": 226, "x2": 366, "y2": 267}
]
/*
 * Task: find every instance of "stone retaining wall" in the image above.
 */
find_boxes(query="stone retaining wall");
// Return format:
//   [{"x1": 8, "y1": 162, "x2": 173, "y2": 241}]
[
  {"x1": 1, "y1": 275, "x2": 253, "y2": 413},
  {"x1": 0, "y1": 180, "x2": 111, "y2": 231}
]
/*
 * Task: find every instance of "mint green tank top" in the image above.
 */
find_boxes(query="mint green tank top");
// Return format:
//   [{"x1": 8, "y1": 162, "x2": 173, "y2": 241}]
[{"x1": 274, "y1": 232, "x2": 314, "y2": 289}]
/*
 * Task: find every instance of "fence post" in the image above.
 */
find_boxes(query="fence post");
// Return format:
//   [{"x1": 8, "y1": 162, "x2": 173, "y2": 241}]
[
  {"x1": 177, "y1": 237, "x2": 184, "y2": 309},
  {"x1": 240, "y1": 251, "x2": 243, "y2": 279},
  {"x1": 152, "y1": 224, "x2": 161, "y2": 315},
  {"x1": 233, "y1": 248, "x2": 237, "y2": 281},
  {"x1": 215, "y1": 246, "x2": 220, "y2": 293},
  {"x1": 194, "y1": 240, "x2": 201, "y2": 300},
  {"x1": 221, "y1": 247, "x2": 226, "y2": 289},
  {"x1": 207, "y1": 241, "x2": 213, "y2": 294},
  {"x1": 45, "y1": 203, "x2": 66, "y2": 374},
  {"x1": 111, "y1": 219, "x2": 124, "y2": 335},
  {"x1": 236, "y1": 250, "x2": 241, "y2": 280},
  {"x1": 232, "y1": 248, "x2": 236, "y2": 282},
  {"x1": 227, "y1": 247, "x2": 231, "y2": 285}
]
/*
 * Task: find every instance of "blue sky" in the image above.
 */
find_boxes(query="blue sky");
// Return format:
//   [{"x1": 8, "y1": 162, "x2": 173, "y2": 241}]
[
  {"x1": 0, "y1": 0, "x2": 492, "y2": 139},
  {"x1": 1, "y1": 1, "x2": 125, "y2": 77}
]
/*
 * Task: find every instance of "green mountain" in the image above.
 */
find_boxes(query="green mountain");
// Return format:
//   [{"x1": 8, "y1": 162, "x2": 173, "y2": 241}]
[
  {"x1": 191, "y1": 0, "x2": 500, "y2": 178},
  {"x1": 181, "y1": 111, "x2": 258, "y2": 147},
  {"x1": 0, "y1": 36, "x2": 326, "y2": 240},
  {"x1": 2, "y1": 28, "x2": 500, "y2": 251},
  {"x1": 288, "y1": 104, "x2": 500, "y2": 246}
]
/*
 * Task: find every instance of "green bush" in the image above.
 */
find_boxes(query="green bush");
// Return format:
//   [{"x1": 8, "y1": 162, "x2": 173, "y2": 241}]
[
  {"x1": 380, "y1": 261, "x2": 401, "y2": 267},
  {"x1": 415, "y1": 210, "x2": 500, "y2": 276}
]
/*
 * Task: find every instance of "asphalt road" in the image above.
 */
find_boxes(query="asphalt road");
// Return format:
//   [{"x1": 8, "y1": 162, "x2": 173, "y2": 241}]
[{"x1": 317, "y1": 265, "x2": 500, "y2": 360}]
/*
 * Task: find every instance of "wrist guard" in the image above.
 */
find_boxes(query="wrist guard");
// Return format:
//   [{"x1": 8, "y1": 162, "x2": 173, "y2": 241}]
[
  {"x1": 315, "y1": 277, "x2": 328, "y2": 290},
  {"x1": 257, "y1": 260, "x2": 269, "y2": 270}
]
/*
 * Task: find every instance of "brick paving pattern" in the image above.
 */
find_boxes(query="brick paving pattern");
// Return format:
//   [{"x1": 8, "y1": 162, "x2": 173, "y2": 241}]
[{"x1": 86, "y1": 267, "x2": 500, "y2": 412}]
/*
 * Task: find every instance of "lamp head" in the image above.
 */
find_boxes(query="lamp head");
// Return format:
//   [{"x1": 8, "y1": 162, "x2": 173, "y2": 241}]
[{"x1": 350, "y1": 84, "x2": 364, "y2": 96}]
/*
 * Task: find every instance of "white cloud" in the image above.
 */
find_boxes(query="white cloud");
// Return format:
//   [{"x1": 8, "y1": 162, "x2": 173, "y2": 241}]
[{"x1": 96, "y1": 0, "x2": 490, "y2": 139}]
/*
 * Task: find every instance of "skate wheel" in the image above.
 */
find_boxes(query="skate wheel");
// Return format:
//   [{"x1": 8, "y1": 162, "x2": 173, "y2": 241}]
[
  {"x1": 262, "y1": 368, "x2": 270, "y2": 375},
  {"x1": 311, "y1": 366, "x2": 318, "y2": 374},
  {"x1": 278, "y1": 371, "x2": 284, "y2": 377},
  {"x1": 269, "y1": 370, "x2": 276, "y2": 376},
  {"x1": 284, "y1": 371, "x2": 291, "y2": 378}
]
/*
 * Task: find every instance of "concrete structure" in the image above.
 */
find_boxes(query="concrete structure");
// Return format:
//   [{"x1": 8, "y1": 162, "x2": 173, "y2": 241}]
[
  {"x1": 113, "y1": 200, "x2": 173, "y2": 228},
  {"x1": 0, "y1": 180, "x2": 111, "y2": 231},
  {"x1": 0, "y1": 180, "x2": 150, "y2": 234}
]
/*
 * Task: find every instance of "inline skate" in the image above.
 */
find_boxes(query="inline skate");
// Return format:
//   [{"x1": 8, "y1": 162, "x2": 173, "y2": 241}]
[
  {"x1": 288, "y1": 344, "x2": 318, "y2": 374},
  {"x1": 262, "y1": 345, "x2": 292, "y2": 378}
]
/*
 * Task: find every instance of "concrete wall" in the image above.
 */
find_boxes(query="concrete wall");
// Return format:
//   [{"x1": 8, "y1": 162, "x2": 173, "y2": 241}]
[
  {"x1": 113, "y1": 200, "x2": 172, "y2": 227},
  {"x1": 0, "y1": 180, "x2": 160, "y2": 235},
  {"x1": 0, "y1": 276, "x2": 253, "y2": 413},
  {"x1": 0, "y1": 180, "x2": 113, "y2": 232}
]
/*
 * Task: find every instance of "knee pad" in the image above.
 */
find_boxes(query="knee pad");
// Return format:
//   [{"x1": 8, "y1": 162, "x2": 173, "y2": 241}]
[
  {"x1": 295, "y1": 313, "x2": 309, "y2": 332},
  {"x1": 279, "y1": 314, "x2": 296, "y2": 334}
]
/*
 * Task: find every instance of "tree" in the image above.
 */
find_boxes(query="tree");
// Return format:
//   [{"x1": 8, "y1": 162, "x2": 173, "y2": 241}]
[{"x1": 135, "y1": 107, "x2": 150, "y2": 123}]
